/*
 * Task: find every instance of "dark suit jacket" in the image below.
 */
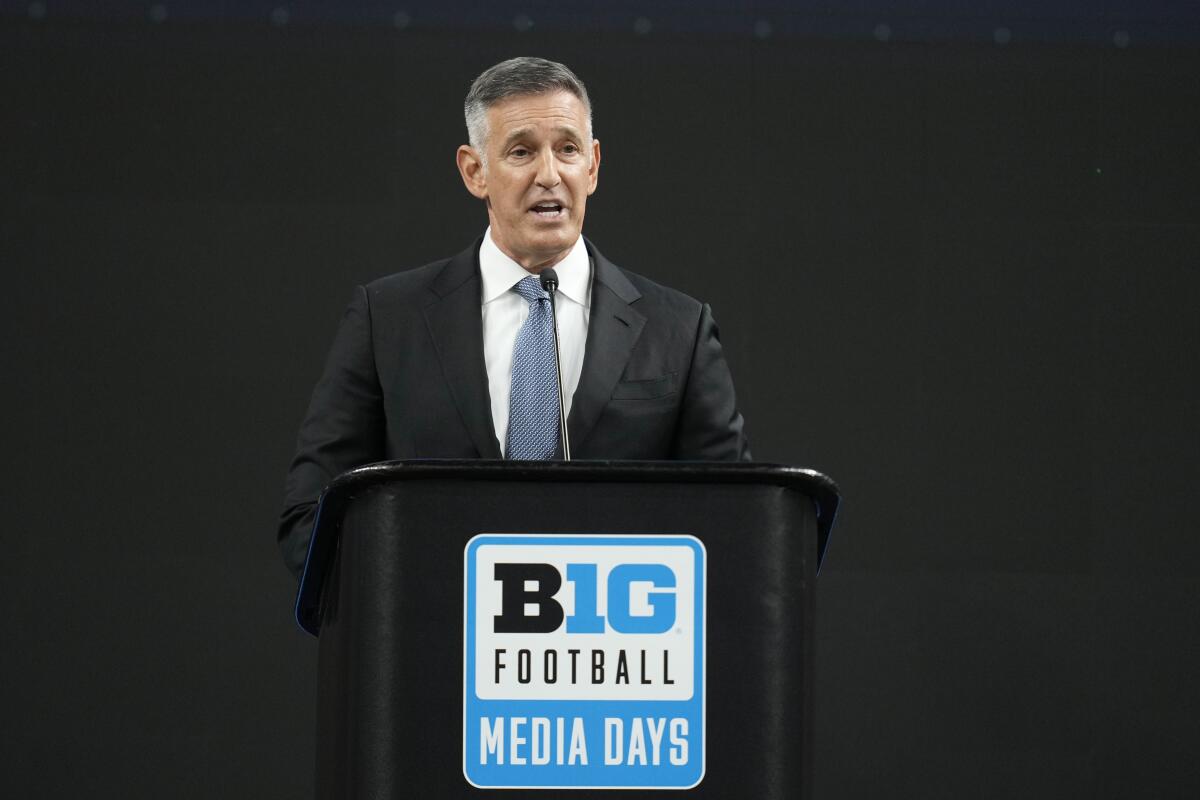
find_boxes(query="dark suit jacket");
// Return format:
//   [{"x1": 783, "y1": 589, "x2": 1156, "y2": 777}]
[{"x1": 278, "y1": 238, "x2": 750, "y2": 577}]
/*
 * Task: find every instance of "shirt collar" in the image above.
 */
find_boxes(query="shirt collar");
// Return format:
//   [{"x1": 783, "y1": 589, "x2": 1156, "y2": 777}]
[{"x1": 479, "y1": 227, "x2": 590, "y2": 306}]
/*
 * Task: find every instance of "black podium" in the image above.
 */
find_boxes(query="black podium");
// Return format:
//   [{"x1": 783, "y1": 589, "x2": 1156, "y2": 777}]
[{"x1": 295, "y1": 460, "x2": 839, "y2": 798}]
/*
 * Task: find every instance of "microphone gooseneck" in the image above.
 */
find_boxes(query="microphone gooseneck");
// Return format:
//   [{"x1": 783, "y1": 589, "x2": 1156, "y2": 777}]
[{"x1": 539, "y1": 268, "x2": 571, "y2": 461}]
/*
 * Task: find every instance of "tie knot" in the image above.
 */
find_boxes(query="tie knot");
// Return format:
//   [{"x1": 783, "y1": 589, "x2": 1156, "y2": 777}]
[{"x1": 512, "y1": 275, "x2": 549, "y2": 304}]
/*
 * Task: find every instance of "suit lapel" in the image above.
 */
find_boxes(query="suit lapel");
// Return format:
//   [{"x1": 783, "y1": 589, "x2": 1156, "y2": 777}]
[
  {"x1": 422, "y1": 240, "x2": 503, "y2": 458},
  {"x1": 569, "y1": 240, "x2": 645, "y2": 450}
]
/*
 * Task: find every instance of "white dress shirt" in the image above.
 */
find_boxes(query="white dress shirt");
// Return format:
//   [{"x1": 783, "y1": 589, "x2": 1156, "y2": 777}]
[{"x1": 479, "y1": 227, "x2": 591, "y2": 455}]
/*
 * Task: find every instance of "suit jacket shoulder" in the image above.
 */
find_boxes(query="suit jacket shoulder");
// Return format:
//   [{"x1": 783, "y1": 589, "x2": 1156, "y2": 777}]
[{"x1": 362, "y1": 243, "x2": 475, "y2": 314}]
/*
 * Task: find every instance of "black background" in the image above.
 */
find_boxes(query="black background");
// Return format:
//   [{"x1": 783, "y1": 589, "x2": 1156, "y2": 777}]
[{"x1": 3, "y1": 3, "x2": 1198, "y2": 798}]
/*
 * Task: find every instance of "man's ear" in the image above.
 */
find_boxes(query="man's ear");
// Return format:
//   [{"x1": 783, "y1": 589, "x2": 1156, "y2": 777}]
[
  {"x1": 457, "y1": 145, "x2": 488, "y2": 199},
  {"x1": 587, "y1": 138, "x2": 601, "y2": 195}
]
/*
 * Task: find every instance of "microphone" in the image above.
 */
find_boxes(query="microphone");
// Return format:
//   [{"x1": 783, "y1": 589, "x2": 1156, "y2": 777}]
[{"x1": 539, "y1": 268, "x2": 571, "y2": 460}]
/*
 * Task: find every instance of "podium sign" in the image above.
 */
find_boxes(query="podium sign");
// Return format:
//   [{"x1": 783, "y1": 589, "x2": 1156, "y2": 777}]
[{"x1": 463, "y1": 534, "x2": 706, "y2": 789}]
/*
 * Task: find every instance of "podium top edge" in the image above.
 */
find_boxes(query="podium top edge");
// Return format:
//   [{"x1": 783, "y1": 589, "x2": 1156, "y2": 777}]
[{"x1": 324, "y1": 458, "x2": 840, "y2": 496}]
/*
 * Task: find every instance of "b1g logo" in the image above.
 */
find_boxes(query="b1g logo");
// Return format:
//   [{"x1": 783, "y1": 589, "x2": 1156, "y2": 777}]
[{"x1": 463, "y1": 535, "x2": 706, "y2": 790}]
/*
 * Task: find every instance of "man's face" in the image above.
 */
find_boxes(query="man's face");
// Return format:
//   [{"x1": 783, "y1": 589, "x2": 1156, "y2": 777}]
[{"x1": 457, "y1": 90, "x2": 601, "y2": 271}]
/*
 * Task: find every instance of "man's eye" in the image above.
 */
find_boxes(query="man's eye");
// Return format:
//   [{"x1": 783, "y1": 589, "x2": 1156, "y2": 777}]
[
  {"x1": 561, "y1": 144, "x2": 579, "y2": 154},
  {"x1": 510, "y1": 148, "x2": 530, "y2": 158}
]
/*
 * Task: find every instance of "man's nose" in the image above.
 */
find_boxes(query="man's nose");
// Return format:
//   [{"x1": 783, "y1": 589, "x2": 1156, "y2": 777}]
[{"x1": 534, "y1": 149, "x2": 560, "y2": 188}]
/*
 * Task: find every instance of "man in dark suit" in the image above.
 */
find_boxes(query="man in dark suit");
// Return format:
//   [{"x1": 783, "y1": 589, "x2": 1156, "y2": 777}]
[{"x1": 278, "y1": 57, "x2": 749, "y2": 578}]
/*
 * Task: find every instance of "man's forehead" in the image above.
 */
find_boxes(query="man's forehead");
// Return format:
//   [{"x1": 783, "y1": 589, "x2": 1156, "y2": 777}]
[{"x1": 487, "y1": 91, "x2": 589, "y2": 136}]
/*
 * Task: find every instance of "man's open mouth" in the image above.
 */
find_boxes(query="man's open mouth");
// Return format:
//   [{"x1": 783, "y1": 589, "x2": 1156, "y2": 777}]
[{"x1": 530, "y1": 202, "x2": 564, "y2": 218}]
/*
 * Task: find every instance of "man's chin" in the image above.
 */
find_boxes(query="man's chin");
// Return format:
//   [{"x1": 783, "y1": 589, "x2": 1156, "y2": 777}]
[{"x1": 515, "y1": 232, "x2": 579, "y2": 266}]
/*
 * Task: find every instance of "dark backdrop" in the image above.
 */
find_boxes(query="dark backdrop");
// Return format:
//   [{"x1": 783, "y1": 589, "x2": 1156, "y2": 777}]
[{"x1": 3, "y1": 4, "x2": 1198, "y2": 798}]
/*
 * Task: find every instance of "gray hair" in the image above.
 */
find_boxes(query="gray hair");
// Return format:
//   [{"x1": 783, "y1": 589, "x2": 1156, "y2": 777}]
[{"x1": 464, "y1": 57, "x2": 593, "y2": 166}]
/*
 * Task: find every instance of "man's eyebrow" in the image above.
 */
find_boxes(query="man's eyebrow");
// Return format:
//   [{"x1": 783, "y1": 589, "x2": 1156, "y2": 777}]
[
  {"x1": 499, "y1": 125, "x2": 585, "y2": 149},
  {"x1": 500, "y1": 127, "x2": 535, "y2": 149},
  {"x1": 551, "y1": 124, "x2": 585, "y2": 140}
]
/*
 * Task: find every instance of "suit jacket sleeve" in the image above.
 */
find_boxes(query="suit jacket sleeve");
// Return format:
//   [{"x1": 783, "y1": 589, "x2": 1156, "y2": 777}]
[
  {"x1": 671, "y1": 303, "x2": 752, "y2": 461},
  {"x1": 277, "y1": 286, "x2": 386, "y2": 578}
]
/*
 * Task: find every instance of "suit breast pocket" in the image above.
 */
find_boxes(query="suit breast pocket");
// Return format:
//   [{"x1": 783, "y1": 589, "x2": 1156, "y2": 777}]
[{"x1": 610, "y1": 372, "x2": 677, "y2": 400}]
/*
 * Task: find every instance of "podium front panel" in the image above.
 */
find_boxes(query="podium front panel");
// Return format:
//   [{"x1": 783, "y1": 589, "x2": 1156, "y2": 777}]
[{"x1": 308, "y1": 464, "x2": 830, "y2": 799}]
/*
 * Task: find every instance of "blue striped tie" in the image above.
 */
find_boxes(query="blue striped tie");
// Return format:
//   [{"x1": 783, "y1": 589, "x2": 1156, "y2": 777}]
[{"x1": 505, "y1": 275, "x2": 560, "y2": 459}]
